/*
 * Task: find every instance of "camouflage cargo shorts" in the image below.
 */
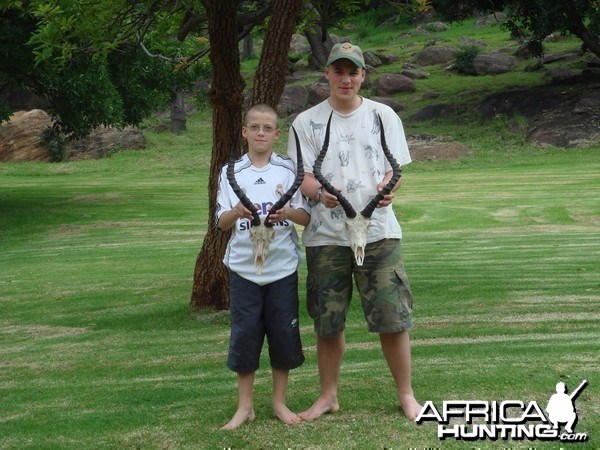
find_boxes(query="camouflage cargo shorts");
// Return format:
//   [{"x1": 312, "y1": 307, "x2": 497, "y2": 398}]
[{"x1": 306, "y1": 239, "x2": 414, "y2": 338}]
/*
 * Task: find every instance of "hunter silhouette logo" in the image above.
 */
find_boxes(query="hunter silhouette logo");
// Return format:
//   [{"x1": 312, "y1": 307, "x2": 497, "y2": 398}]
[
  {"x1": 416, "y1": 379, "x2": 589, "y2": 442},
  {"x1": 546, "y1": 380, "x2": 587, "y2": 434}
]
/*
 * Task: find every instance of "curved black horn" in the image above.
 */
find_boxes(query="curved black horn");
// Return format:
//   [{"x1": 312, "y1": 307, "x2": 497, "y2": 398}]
[
  {"x1": 264, "y1": 126, "x2": 305, "y2": 227},
  {"x1": 359, "y1": 114, "x2": 402, "y2": 218},
  {"x1": 227, "y1": 132, "x2": 261, "y2": 226},
  {"x1": 313, "y1": 111, "x2": 357, "y2": 219}
]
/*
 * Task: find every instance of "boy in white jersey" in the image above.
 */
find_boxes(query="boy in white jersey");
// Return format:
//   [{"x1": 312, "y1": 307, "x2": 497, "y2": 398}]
[
  {"x1": 216, "y1": 104, "x2": 310, "y2": 430},
  {"x1": 287, "y1": 43, "x2": 421, "y2": 421}
]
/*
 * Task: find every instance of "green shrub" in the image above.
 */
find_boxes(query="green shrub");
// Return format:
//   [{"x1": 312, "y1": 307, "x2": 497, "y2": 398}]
[
  {"x1": 40, "y1": 126, "x2": 66, "y2": 162},
  {"x1": 194, "y1": 89, "x2": 210, "y2": 112},
  {"x1": 453, "y1": 44, "x2": 483, "y2": 75}
]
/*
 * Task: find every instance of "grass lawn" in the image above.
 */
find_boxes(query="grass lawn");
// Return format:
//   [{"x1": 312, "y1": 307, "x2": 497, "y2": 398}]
[
  {"x1": 2, "y1": 9, "x2": 600, "y2": 448},
  {"x1": 1, "y1": 106, "x2": 598, "y2": 448}
]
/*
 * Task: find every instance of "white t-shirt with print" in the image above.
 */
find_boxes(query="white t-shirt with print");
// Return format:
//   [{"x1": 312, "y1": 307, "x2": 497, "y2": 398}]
[
  {"x1": 216, "y1": 152, "x2": 309, "y2": 285},
  {"x1": 287, "y1": 98, "x2": 411, "y2": 247}
]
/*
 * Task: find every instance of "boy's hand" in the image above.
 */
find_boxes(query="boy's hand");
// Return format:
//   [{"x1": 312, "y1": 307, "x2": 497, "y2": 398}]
[
  {"x1": 233, "y1": 201, "x2": 255, "y2": 220},
  {"x1": 267, "y1": 205, "x2": 289, "y2": 224},
  {"x1": 376, "y1": 182, "x2": 394, "y2": 208}
]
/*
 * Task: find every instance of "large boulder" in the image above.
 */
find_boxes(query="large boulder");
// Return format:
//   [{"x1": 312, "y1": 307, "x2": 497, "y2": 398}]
[
  {"x1": 526, "y1": 93, "x2": 600, "y2": 148},
  {"x1": 414, "y1": 45, "x2": 455, "y2": 66},
  {"x1": 306, "y1": 82, "x2": 330, "y2": 108},
  {"x1": 371, "y1": 96, "x2": 405, "y2": 113},
  {"x1": 65, "y1": 126, "x2": 146, "y2": 160},
  {"x1": 373, "y1": 74, "x2": 416, "y2": 96},
  {"x1": 527, "y1": 112, "x2": 600, "y2": 148},
  {"x1": 401, "y1": 68, "x2": 430, "y2": 79},
  {"x1": 1, "y1": 109, "x2": 147, "y2": 162},
  {"x1": 0, "y1": 109, "x2": 52, "y2": 162},
  {"x1": 472, "y1": 53, "x2": 517, "y2": 75},
  {"x1": 289, "y1": 34, "x2": 310, "y2": 54},
  {"x1": 479, "y1": 87, "x2": 600, "y2": 148},
  {"x1": 474, "y1": 12, "x2": 507, "y2": 28},
  {"x1": 277, "y1": 85, "x2": 308, "y2": 118},
  {"x1": 478, "y1": 88, "x2": 561, "y2": 119},
  {"x1": 544, "y1": 67, "x2": 587, "y2": 84},
  {"x1": 363, "y1": 51, "x2": 383, "y2": 68},
  {"x1": 409, "y1": 104, "x2": 460, "y2": 121},
  {"x1": 408, "y1": 137, "x2": 471, "y2": 161}
]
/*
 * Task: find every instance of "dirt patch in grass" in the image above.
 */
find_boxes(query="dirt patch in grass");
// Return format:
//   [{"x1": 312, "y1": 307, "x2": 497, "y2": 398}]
[
  {"x1": 0, "y1": 322, "x2": 88, "y2": 339},
  {"x1": 70, "y1": 193, "x2": 126, "y2": 203},
  {"x1": 570, "y1": 212, "x2": 600, "y2": 226},
  {"x1": 56, "y1": 222, "x2": 148, "y2": 234},
  {"x1": 413, "y1": 331, "x2": 597, "y2": 347}
]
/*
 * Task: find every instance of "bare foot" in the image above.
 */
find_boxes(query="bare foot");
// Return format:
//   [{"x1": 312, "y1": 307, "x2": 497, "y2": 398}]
[
  {"x1": 273, "y1": 403, "x2": 302, "y2": 425},
  {"x1": 298, "y1": 396, "x2": 340, "y2": 421},
  {"x1": 221, "y1": 408, "x2": 256, "y2": 430},
  {"x1": 399, "y1": 393, "x2": 422, "y2": 421}
]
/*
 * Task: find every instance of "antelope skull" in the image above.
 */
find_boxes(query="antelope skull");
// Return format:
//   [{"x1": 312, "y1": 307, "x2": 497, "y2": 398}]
[
  {"x1": 313, "y1": 112, "x2": 401, "y2": 266},
  {"x1": 227, "y1": 127, "x2": 304, "y2": 274},
  {"x1": 247, "y1": 225, "x2": 275, "y2": 275},
  {"x1": 344, "y1": 215, "x2": 371, "y2": 266}
]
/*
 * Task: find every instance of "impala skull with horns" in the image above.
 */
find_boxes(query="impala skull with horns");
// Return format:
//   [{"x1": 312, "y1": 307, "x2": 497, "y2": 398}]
[
  {"x1": 227, "y1": 127, "x2": 304, "y2": 275},
  {"x1": 313, "y1": 111, "x2": 402, "y2": 266}
]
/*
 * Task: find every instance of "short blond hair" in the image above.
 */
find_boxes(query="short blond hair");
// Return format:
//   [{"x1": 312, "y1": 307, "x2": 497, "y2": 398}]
[{"x1": 244, "y1": 103, "x2": 278, "y2": 125}]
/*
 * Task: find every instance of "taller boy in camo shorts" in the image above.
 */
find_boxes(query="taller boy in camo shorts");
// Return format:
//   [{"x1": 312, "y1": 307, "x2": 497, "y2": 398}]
[{"x1": 287, "y1": 43, "x2": 421, "y2": 421}]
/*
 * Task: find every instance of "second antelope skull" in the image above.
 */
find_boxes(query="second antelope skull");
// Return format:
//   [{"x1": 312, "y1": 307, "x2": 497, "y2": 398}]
[{"x1": 313, "y1": 112, "x2": 401, "y2": 266}]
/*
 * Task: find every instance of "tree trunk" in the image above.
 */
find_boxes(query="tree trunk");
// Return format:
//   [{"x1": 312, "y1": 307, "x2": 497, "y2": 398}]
[
  {"x1": 563, "y1": 4, "x2": 600, "y2": 60},
  {"x1": 304, "y1": 19, "x2": 334, "y2": 70},
  {"x1": 191, "y1": 0, "x2": 245, "y2": 311},
  {"x1": 191, "y1": 0, "x2": 303, "y2": 310},
  {"x1": 250, "y1": 0, "x2": 304, "y2": 106},
  {"x1": 170, "y1": 90, "x2": 187, "y2": 133}
]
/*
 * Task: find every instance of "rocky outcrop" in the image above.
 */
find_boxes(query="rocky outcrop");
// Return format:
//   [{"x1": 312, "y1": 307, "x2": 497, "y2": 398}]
[
  {"x1": 408, "y1": 137, "x2": 471, "y2": 161},
  {"x1": 65, "y1": 126, "x2": 147, "y2": 160},
  {"x1": 414, "y1": 45, "x2": 455, "y2": 66},
  {"x1": 374, "y1": 74, "x2": 416, "y2": 95},
  {"x1": 276, "y1": 85, "x2": 308, "y2": 118},
  {"x1": 474, "y1": 12, "x2": 507, "y2": 28},
  {"x1": 473, "y1": 53, "x2": 518, "y2": 75},
  {"x1": 409, "y1": 104, "x2": 460, "y2": 121},
  {"x1": 478, "y1": 87, "x2": 600, "y2": 148},
  {"x1": 0, "y1": 110, "x2": 52, "y2": 162},
  {"x1": 0, "y1": 109, "x2": 146, "y2": 162},
  {"x1": 526, "y1": 92, "x2": 600, "y2": 148}
]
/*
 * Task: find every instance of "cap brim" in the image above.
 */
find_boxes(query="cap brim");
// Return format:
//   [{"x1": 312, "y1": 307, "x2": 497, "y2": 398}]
[{"x1": 327, "y1": 57, "x2": 364, "y2": 68}]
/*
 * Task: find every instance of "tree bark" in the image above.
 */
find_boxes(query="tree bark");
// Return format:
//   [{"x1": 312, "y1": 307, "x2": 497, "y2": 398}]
[
  {"x1": 250, "y1": 0, "x2": 304, "y2": 107},
  {"x1": 303, "y1": 19, "x2": 334, "y2": 70},
  {"x1": 563, "y1": 4, "x2": 600, "y2": 60},
  {"x1": 170, "y1": 90, "x2": 187, "y2": 133},
  {"x1": 191, "y1": 0, "x2": 245, "y2": 310}
]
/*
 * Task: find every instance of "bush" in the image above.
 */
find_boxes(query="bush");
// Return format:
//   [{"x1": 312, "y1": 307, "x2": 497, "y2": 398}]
[
  {"x1": 454, "y1": 44, "x2": 482, "y2": 75},
  {"x1": 40, "y1": 126, "x2": 66, "y2": 162}
]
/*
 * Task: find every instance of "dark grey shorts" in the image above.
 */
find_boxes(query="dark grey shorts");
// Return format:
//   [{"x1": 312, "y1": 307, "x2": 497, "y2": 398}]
[
  {"x1": 306, "y1": 239, "x2": 414, "y2": 338},
  {"x1": 227, "y1": 271, "x2": 304, "y2": 373}
]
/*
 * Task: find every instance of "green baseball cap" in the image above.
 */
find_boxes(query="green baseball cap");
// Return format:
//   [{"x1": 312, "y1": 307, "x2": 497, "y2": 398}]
[{"x1": 326, "y1": 42, "x2": 365, "y2": 68}]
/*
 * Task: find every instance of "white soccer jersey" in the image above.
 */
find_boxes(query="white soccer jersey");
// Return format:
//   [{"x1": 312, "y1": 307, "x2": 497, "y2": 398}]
[
  {"x1": 287, "y1": 98, "x2": 412, "y2": 247},
  {"x1": 216, "y1": 152, "x2": 309, "y2": 286}
]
